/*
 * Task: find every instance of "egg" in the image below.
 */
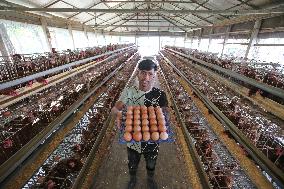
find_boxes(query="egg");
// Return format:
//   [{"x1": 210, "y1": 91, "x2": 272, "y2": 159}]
[
  {"x1": 125, "y1": 119, "x2": 133, "y2": 126},
  {"x1": 142, "y1": 110, "x2": 148, "y2": 115},
  {"x1": 134, "y1": 115, "x2": 140, "y2": 120},
  {"x1": 158, "y1": 119, "x2": 166, "y2": 127},
  {"x1": 148, "y1": 106, "x2": 154, "y2": 112},
  {"x1": 134, "y1": 109, "x2": 140, "y2": 115},
  {"x1": 158, "y1": 125, "x2": 167, "y2": 132},
  {"x1": 155, "y1": 106, "x2": 162, "y2": 113},
  {"x1": 160, "y1": 132, "x2": 168, "y2": 140},
  {"x1": 157, "y1": 115, "x2": 165, "y2": 121},
  {"x1": 126, "y1": 111, "x2": 133, "y2": 116},
  {"x1": 150, "y1": 125, "x2": 158, "y2": 132},
  {"x1": 141, "y1": 105, "x2": 147, "y2": 112},
  {"x1": 149, "y1": 118, "x2": 157, "y2": 126},
  {"x1": 133, "y1": 119, "x2": 141, "y2": 126},
  {"x1": 124, "y1": 132, "x2": 132, "y2": 142},
  {"x1": 143, "y1": 132, "x2": 151, "y2": 141},
  {"x1": 133, "y1": 126, "x2": 141, "y2": 132},
  {"x1": 126, "y1": 114, "x2": 133, "y2": 120},
  {"x1": 142, "y1": 126, "x2": 149, "y2": 132},
  {"x1": 134, "y1": 106, "x2": 141, "y2": 111},
  {"x1": 156, "y1": 112, "x2": 164, "y2": 119},
  {"x1": 133, "y1": 132, "x2": 142, "y2": 141},
  {"x1": 142, "y1": 119, "x2": 149, "y2": 127},
  {"x1": 151, "y1": 132, "x2": 159, "y2": 141},
  {"x1": 127, "y1": 106, "x2": 134, "y2": 111},
  {"x1": 142, "y1": 113, "x2": 148, "y2": 119},
  {"x1": 125, "y1": 125, "x2": 133, "y2": 132},
  {"x1": 149, "y1": 113, "x2": 156, "y2": 119}
]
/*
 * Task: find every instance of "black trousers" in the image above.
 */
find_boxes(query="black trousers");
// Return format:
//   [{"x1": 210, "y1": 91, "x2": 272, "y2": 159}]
[{"x1": 127, "y1": 143, "x2": 159, "y2": 173}]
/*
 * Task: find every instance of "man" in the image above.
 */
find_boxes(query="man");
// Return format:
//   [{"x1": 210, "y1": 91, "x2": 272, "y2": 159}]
[{"x1": 112, "y1": 59, "x2": 168, "y2": 189}]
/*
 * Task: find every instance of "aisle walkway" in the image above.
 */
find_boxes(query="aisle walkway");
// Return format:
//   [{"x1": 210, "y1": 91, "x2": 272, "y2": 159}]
[{"x1": 91, "y1": 124, "x2": 191, "y2": 189}]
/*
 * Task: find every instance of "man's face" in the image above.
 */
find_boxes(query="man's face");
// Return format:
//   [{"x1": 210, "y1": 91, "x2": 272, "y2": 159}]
[{"x1": 138, "y1": 69, "x2": 156, "y2": 92}]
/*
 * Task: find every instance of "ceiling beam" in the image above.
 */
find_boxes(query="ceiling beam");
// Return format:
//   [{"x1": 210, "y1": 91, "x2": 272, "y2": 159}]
[
  {"x1": 168, "y1": 3, "x2": 213, "y2": 24},
  {"x1": 109, "y1": 14, "x2": 139, "y2": 31},
  {"x1": 43, "y1": 0, "x2": 61, "y2": 8},
  {"x1": 235, "y1": 0, "x2": 259, "y2": 10},
  {"x1": 97, "y1": 3, "x2": 146, "y2": 25},
  {"x1": 102, "y1": 1, "x2": 196, "y2": 3},
  {"x1": 91, "y1": 24, "x2": 201, "y2": 28},
  {"x1": 1, "y1": 7, "x2": 283, "y2": 15},
  {"x1": 83, "y1": 2, "x2": 127, "y2": 24},
  {"x1": 67, "y1": 1, "x2": 102, "y2": 19},
  {"x1": 190, "y1": 0, "x2": 229, "y2": 19},
  {"x1": 159, "y1": 14, "x2": 187, "y2": 31}
]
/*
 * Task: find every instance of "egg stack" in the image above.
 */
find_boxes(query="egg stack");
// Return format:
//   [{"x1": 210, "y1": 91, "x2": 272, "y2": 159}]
[{"x1": 122, "y1": 105, "x2": 168, "y2": 142}]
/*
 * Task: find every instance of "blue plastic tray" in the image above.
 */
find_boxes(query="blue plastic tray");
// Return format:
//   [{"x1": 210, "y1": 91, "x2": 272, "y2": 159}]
[{"x1": 118, "y1": 107, "x2": 175, "y2": 144}]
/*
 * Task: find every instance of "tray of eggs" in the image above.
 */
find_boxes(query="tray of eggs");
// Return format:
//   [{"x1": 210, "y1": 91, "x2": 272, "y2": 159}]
[{"x1": 117, "y1": 105, "x2": 174, "y2": 144}]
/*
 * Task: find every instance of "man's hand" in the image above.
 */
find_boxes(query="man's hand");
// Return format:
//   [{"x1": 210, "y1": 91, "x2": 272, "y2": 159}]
[{"x1": 111, "y1": 106, "x2": 119, "y2": 115}]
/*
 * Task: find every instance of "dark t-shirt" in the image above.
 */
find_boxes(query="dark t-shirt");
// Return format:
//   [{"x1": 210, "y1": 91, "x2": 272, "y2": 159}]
[{"x1": 144, "y1": 87, "x2": 168, "y2": 107}]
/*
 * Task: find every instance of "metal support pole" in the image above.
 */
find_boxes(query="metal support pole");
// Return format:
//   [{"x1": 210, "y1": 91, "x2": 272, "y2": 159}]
[
  {"x1": 221, "y1": 25, "x2": 231, "y2": 57},
  {"x1": 68, "y1": 23, "x2": 76, "y2": 49},
  {"x1": 40, "y1": 18, "x2": 52, "y2": 52},
  {"x1": 159, "y1": 31, "x2": 161, "y2": 50},
  {"x1": 0, "y1": 33, "x2": 10, "y2": 61},
  {"x1": 197, "y1": 28, "x2": 203, "y2": 49},
  {"x1": 245, "y1": 19, "x2": 261, "y2": 59},
  {"x1": 207, "y1": 28, "x2": 213, "y2": 52},
  {"x1": 83, "y1": 26, "x2": 90, "y2": 47}
]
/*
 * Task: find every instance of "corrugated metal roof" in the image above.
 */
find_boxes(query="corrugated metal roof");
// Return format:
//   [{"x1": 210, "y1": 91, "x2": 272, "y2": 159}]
[{"x1": 3, "y1": 0, "x2": 283, "y2": 33}]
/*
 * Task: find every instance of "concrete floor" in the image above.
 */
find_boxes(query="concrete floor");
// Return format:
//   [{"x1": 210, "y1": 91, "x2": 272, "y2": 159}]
[{"x1": 91, "y1": 132, "x2": 192, "y2": 189}]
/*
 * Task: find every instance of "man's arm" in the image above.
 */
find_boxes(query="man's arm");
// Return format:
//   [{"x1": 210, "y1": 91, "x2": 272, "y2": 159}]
[{"x1": 111, "y1": 87, "x2": 129, "y2": 115}]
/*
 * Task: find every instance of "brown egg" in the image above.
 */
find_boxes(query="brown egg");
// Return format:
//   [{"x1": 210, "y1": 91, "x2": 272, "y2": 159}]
[
  {"x1": 156, "y1": 112, "x2": 164, "y2": 119},
  {"x1": 150, "y1": 125, "x2": 158, "y2": 132},
  {"x1": 149, "y1": 118, "x2": 157, "y2": 126},
  {"x1": 143, "y1": 132, "x2": 151, "y2": 141},
  {"x1": 158, "y1": 125, "x2": 167, "y2": 132},
  {"x1": 142, "y1": 110, "x2": 148, "y2": 115},
  {"x1": 125, "y1": 119, "x2": 133, "y2": 126},
  {"x1": 149, "y1": 113, "x2": 156, "y2": 119},
  {"x1": 134, "y1": 109, "x2": 140, "y2": 115},
  {"x1": 158, "y1": 119, "x2": 166, "y2": 127},
  {"x1": 133, "y1": 126, "x2": 141, "y2": 132},
  {"x1": 127, "y1": 106, "x2": 134, "y2": 111},
  {"x1": 157, "y1": 114, "x2": 165, "y2": 122},
  {"x1": 148, "y1": 106, "x2": 154, "y2": 112},
  {"x1": 126, "y1": 111, "x2": 133, "y2": 116},
  {"x1": 124, "y1": 132, "x2": 132, "y2": 142},
  {"x1": 134, "y1": 106, "x2": 141, "y2": 111},
  {"x1": 125, "y1": 125, "x2": 133, "y2": 132},
  {"x1": 126, "y1": 114, "x2": 133, "y2": 120},
  {"x1": 141, "y1": 113, "x2": 148, "y2": 120},
  {"x1": 142, "y1": 126, "x2": 149, "y2": 132},
  {"x1": 133, "y1": 132, "x2": 142, "y2": 142},
  {"x1": 141, "y1": 105, "x2": 147, "y2": 111},
  {"x1": 160, "y1": 132, "x2": 168, "y2": 140},
  {"x1": 133, "y1": 119, "x2": 141, "y2": 126},
  {"x1": 151, "y1": 132, "x2": 160, "y2": 141},
  {"x1": 155, "y1": 106, "x2": 162, "y2": 114},
  {"x1": 134, "y1": 115, "x2": 140, "y2": 120},
  {"x1": 142, "y1": 119, "x2": 149, "y2": 127}
]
